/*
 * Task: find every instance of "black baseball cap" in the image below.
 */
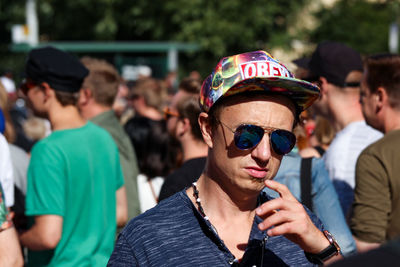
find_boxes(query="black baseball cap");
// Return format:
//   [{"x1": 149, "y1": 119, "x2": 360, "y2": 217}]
[
  {"x1": 308, "y1": 41, "x2": 363, "y2": 87},
  {"x1": 25, "y1": 46, "x2": 89, "y2": 93},
  {"x1": 293, "y1": 57, "x2": 310, "y2": 70}
]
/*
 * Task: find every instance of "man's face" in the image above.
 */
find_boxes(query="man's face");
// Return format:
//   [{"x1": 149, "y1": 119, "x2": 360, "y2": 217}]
[
  {"x1": 166, "y1": 90, "x2": 188, "y2": 139},
  {"x1": 360, "y1": 70, "x2": 379, "y2": 129},
  {"x1": 206, "y1": 94, "x2": 295, "y2": 194},
  {"x1": 23, "y1": 80, "x2": 48, "y2": 118}
]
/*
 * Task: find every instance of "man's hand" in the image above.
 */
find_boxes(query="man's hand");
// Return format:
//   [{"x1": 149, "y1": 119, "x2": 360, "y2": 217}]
[{"x1": 256, "y1": 180, "x2": 330, "y2": 254}]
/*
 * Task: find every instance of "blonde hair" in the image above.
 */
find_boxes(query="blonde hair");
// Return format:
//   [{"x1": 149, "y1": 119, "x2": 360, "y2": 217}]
[
  {"x1": 0, "y1": 81, "x2": 15, "y2": 143},
  {"x1": 314, "y1": 116, "x2": 335, "y2": 145},
  {"x1": 81, "y1": 57, "x2": 121, "y2": 107},
  {"x1": 23, "y1": 117, "x2": 47, "y2": 141},
  {"x1": 129, "y1": 78, "x2": 168, "y2": 112}
]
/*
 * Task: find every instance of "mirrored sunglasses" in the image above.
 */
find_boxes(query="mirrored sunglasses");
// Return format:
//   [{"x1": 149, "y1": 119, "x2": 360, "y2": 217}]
[
  {"x1": 219, "y1": 120, "x2": 296, "y2": 155},
  {"x1": 163, "y1": 107, "x2": 180, "y2": 120}
]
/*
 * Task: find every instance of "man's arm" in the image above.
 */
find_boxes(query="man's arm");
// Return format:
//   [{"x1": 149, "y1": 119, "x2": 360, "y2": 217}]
[
  {"x1": 353, "y1": 236, "x2": 380, "y2": 253},
  {"x1": 116, "y1": 186, "x2": 128, "y2": 227},
  {"x1": 0, "y1": 227, "x2": 23, "y2": 267},
  {"x1": 19, "y1": 215, "x2": 63, "y2": 250},
  {"x1": 350, "y1": 153, "x2": 390, "y2": 249}
]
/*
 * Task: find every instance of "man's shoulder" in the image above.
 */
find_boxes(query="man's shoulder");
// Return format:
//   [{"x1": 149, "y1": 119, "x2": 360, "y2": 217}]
[
  {"x1": 360, "y1": 130, "x2": 400, "y2": 157},
  {"x1": 372, "y1": 129, "x2": 400, "y2": 147},
  {"x1": 121, "y1": 191, "x2": 194, "y2": 242},
  {"x1": 92, "y1": 111, "x2": 123, "y2": 134},
  {"x1": 92, "y1": 112, "x2": 134, "y2": 154},
  {"x1": 31, "y1": 122, "x2": 118, "y2": 158}
]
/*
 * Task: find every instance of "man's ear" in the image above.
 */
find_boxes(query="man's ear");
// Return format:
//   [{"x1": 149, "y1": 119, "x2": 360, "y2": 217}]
[
  {"x1": 40, "y1": 82, "x2": 53, "y2": 102},
  {"x1": 176, "y1": 117, "x2": 190, "y2": 137},
  {"x1": 78, "y1": 88, "x2": 92, "y2": 106},
  {"x1": 198, "y1": 112, "x2": 213, "y2": 148},
  {"x1": 319, "y1": 77, "x2": 329, "y2": 95},
  {"x1": 375, "y1": 87, "x2": 386, "y2": 111}
]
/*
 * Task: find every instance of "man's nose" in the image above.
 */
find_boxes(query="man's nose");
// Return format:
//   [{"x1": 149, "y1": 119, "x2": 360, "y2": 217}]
[{"x1": 251, "y1": 133, "x2": 272, "y2": 162}]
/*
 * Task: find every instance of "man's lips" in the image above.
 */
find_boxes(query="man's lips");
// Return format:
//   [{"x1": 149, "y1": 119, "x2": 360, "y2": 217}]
[{"x1": 245, "y1": 167, "x2": 269, "y2": 178}]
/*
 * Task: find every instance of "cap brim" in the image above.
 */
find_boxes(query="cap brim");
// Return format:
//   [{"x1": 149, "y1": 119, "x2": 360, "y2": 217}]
[
  {"x1": 224, "y1": 76, "x2": 320, "y2": 112},
  {"x1": 292, "y1": 57, "x2": 310, "y2": 69}
]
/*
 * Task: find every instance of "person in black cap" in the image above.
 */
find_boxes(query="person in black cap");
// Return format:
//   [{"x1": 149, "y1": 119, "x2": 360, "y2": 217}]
[
  {"x1": 19, "y1": 46, "x2": 127, "y2": 266},
  {"x1": 307, "y1": 41, "x2": 382, "y2": 218}
]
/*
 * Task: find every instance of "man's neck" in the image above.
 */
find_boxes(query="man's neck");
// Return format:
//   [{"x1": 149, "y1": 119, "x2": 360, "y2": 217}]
[
  {"x1": 191, "y1": 172, "x2": 258, "y2": 221},
  {"x1": 330, "y1": 100, "x2": 365, "y2": 131},
  {"x1": 181, "y1": 139, "x2": 208, "y2": 162},
  {"x1": 383, "y1": 109, "x2": 400, "y2": 134},
  {"x1": 82, "y1": 104, "x2": 111, "y2": 120},
  {"x1": 49, "y1": 105, "x2": 86, "y2": 131}
]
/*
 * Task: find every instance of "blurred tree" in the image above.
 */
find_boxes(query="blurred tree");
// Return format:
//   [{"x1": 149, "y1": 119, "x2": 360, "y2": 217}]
[
  {"x1": 1, "y1": 0, "x2": 398, "y2": 77},
  {"x1": 1, "y1": 0, "x2": 309, "y2": 77},
  {"x1": 34, "y1": 0, "x2": 309, "y2": 75},
  {"x1": 0, "y1": 0, "x2": 26, "y2": 75},
  {"x1": 310, "y1": 0, "x2": 398, "y2": 55}
]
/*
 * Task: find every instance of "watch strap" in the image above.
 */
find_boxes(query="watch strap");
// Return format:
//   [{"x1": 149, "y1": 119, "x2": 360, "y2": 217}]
[{"x1": 304, "y1": 230, "x2": 340, "y2": 265}]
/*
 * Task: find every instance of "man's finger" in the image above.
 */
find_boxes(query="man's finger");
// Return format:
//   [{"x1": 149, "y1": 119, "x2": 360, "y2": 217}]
[
  {"x1": 258, "y1": 210, "x2": 293, "y2": 231},
  {"x1": 264, "y1": 180, "x2": 297, "y2": 201},
  {"x1": 256, "y1": 197, "x2": 301, "y2": 218}
]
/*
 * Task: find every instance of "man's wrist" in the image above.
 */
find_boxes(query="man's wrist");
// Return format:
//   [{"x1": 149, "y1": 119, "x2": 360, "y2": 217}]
[{"x1": 305, "y1": 230, "x2": 341, "y2": 265}]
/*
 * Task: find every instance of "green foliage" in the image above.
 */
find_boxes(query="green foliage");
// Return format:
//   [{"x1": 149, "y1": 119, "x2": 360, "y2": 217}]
[
  {"x1": 310, "y1": 0, "x2": 398, "y2": 55},
  {"x1": 0, "y1": 0, "x2": 314, "y2": 76},
  {"x1": 111, "y1": 0, "x2": 308, "y2": 74}
]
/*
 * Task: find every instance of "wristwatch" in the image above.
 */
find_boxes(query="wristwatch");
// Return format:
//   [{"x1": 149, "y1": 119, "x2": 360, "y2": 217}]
[{"x1": 305, "y1": 230, "x2": 341, "y2": 265}]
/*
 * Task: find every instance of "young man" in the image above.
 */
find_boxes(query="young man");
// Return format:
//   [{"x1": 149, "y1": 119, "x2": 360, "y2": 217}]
[
  {"x1": 308, "y1": 42, "x2": 382, "y2": 216},
  {"x1": 79, "y1": 56, "x2": 141, "y2": 220},
  {"x1": 159, "y1": 78, "x2": 208, "y2": 200},
  {"x1": 351, "y1": 54, "x2": 400, "y2": 252},
  {"x1": 19, "y1": 46, "x2": 127, "y2": 266},
  {"x1": 109, "y1": 50, "x2": 341, "y2": 266}
]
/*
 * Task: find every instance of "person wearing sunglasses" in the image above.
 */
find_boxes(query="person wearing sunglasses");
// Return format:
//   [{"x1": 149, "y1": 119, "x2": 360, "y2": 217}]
[
  {"x1": 158, "y1": 78, "x2": 208, "y2": 201},
  {"x1": 109, "y1": 50, "x2": 341, "y2": 266}
]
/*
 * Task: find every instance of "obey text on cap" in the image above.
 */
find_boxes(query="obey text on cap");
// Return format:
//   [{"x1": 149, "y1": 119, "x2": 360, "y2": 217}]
[{"x1": 239, "y1": 61, "x2": 290, "y2": 80}]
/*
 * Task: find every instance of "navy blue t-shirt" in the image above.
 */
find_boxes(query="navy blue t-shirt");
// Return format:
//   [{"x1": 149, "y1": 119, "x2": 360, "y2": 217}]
[{"x1": 108, "y1": 191, "x2": 322, "y2": 266}]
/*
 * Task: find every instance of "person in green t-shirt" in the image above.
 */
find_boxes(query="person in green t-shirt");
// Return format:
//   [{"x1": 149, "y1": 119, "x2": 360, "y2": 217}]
[{"x1": 19, "y1": 46, "x2": 127, "y2": 266}]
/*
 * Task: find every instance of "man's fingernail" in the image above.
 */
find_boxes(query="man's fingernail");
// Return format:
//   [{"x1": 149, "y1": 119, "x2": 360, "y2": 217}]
[{"x1": 256, "y1": 207, "x2": 262, "y2": 214}]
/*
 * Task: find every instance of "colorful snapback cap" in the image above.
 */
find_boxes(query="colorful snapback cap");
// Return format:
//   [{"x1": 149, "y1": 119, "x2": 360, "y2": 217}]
[{"x1": 200, "y1": 50, "x2": 320, "y2": 113}]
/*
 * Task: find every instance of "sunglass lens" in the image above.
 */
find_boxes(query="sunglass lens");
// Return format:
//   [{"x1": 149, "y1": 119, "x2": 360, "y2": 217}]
[
  {"x1": 270, "y1": 130, "x2": 296, "y2": 155},
  {"x1": 234, "y1": 125, "x2": 264, "y2": 150}
]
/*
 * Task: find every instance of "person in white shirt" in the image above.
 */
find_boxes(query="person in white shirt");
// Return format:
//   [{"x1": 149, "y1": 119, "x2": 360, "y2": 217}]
[
  {"x1": 308, "y1": 42, "x2": 382, "y2": 217},
  {"x1": 0, "y1": 133, "x2": 14, "y2": 208}
]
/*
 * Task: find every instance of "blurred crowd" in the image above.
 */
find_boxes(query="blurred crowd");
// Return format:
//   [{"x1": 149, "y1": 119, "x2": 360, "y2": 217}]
[{"x1": 0, "y1": 41, "x2": 400, "y2": 266}]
